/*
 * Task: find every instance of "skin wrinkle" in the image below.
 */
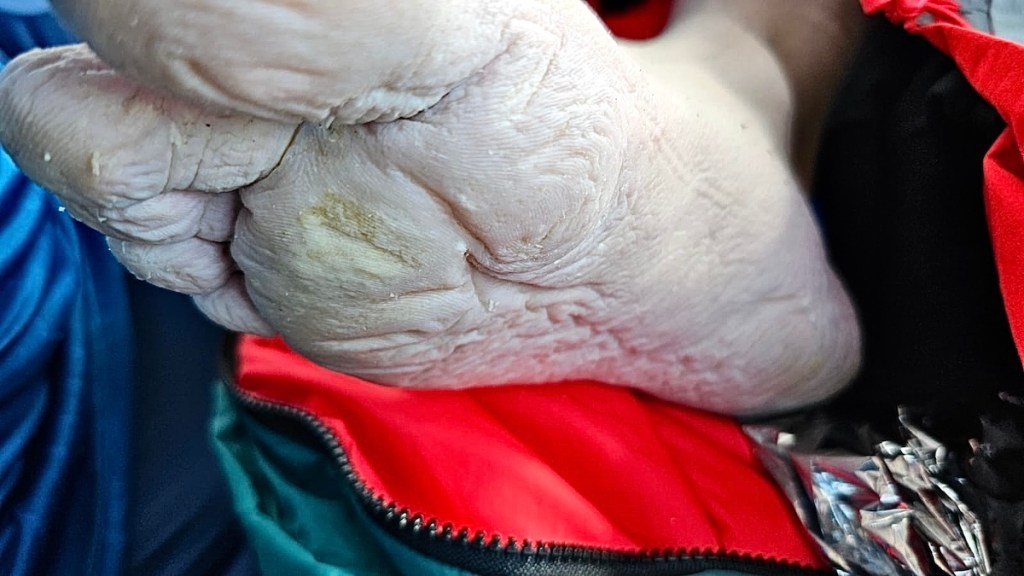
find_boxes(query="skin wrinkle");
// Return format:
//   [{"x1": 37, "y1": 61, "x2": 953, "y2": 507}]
[
  {"x1": 179, "y1": 56, "x2": 262, "y2": 116},
  {"x1": 312, "y1": 305, "x2": 479, "y2": 365},
  {"x1": 316, "y1": 326, "x2": 458, "y2": 355},
  {"x1": 1, "y1": 65, "x2": 42, "y2": 158},
  {"x1": 400, "y1": 35, "x2": 516, "y2": 126},
  {"x1": 519, "y1": 33, "x2": 562, "y2": 115},
  {"x1": 193, "y1": 273, "x2": 274, "y2": 333},
  {"x1": 194, "y1": 192, "x2": 231, "y2": 242},
  {"x1": 321, "y1": 336, "x2": 466, "y2": 366},
  {"x1": 164, "y1": 3, "x2": 508, "y2": 123},
  {"x1": 375, "y1": 282, "x2": 474, "y2": 306},
  {"x1": 77, "y1": 1, "x2": 497, "y2": 120},
  {"x1": 112, "y1": 236, "x2": 232, "y2": 293},
  {"x1": 490, "y1": 230, "x2": 616, "y2": 292},
  {"x1": 178, "y1": 246, "x2": 230, "y2": 292},
  {"x1": 180, "y1": 121, "x2": 210, "y2": 192},
  {"x1": 387, "y1": 304, "x2": 484, "y2": 347},
  {"x1": 542, "y1": 146, "x2": 627, "y2": 286},
  {"x1": 237, "y1": 122, "x2": 301, "y2": 193},
  {"x1": 99, "y1": 197, "x2": 196, "y2": 243},
  {"x1": 407, "y1": 79, "x2": 624, "y2": 281},
  {"x1": 401, "y1": 168, "x2": 497, "y2": 266},
  {"x1": 389, "y1": 15, "x2": 471, "y2": 109},
  {"x1": 102, "y1": 88, "x2": 172, "y2": 204},
  {"x1": 464, "y1": 264, "x2": 504, "y2": 314},
  {"x1": 11, "y1": 60, "x2": 149, "y2": 211}
]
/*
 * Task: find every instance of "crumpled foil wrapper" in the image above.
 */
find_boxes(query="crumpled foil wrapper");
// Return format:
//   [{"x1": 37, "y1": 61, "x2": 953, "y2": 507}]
[{"x1": 746, "y1": 412, "x2": 991, "y2": 576}]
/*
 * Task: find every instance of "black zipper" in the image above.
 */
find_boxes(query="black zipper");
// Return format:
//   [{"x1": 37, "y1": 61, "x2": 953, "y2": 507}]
[{"x1": 221, "y1": 344, "x2": 835, "y2": 576}]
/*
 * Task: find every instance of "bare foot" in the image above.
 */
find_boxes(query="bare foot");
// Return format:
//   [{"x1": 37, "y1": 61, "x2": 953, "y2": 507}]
[{"x1": 0, "y1": 0, "x2": 861, "y2": 415}]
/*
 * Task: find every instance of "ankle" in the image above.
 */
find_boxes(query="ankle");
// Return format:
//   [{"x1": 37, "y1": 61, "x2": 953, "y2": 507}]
[{"x1": 668, "y1": 0, "x2": 865, "y2": 186}]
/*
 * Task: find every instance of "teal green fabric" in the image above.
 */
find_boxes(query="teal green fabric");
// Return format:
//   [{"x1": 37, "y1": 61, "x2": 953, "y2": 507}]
[
  {"x1": 210, "y1": 382, "x2": 774, "y2": 576},
  {"x1": 210, "y1": 383, "x2": 474, "y2": 576}
]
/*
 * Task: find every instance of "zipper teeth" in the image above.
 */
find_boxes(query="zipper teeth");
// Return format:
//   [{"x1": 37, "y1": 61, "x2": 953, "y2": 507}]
[{"x1": 227, "y1": 382, "x2": 830, "y2": 575}]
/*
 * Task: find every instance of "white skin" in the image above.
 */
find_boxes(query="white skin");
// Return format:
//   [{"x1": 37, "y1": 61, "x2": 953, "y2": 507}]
[{"x1": 0, "y1": 0, "x2": 863, "y2": 415}]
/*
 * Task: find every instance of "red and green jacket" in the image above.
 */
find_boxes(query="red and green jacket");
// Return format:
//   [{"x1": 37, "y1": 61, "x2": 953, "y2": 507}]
[
  {"x1": 212, "y1": 1, "x2": 1024, "y2": 574},
  {"x1": 214, "y1": 336, "x2": 831, "y2": 575}
]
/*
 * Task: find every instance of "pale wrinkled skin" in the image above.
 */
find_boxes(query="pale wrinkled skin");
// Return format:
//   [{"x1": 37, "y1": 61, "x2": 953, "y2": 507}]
[{"x1": 0, "y1": 0, "x2": 861, "y2": 415}]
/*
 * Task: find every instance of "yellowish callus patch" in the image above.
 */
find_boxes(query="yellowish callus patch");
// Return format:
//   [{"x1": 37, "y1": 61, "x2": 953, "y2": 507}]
[{"x1": 299, "y1": 193, "x2": 419, "y2": 279}]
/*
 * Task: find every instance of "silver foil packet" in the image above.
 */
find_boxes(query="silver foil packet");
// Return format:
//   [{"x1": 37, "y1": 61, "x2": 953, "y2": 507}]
[{"x1": 746, "y1": 411, "x2": 991, "y2": 576}]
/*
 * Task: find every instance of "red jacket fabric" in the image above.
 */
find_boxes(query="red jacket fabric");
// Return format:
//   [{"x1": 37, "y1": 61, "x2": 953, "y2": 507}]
[
  {"x1": 862, "y1": 0, "x2": 1024, "y2": 369},
  {"x1": 236, "y1": 336, "x2": 828, "y2": 569},
  {"x1": 585, "y1": 0, "x2": 674, "y2": 39}
]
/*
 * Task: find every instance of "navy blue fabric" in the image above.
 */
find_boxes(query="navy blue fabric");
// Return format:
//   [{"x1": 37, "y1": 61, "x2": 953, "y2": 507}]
[{"x1": 0, "y1": 103, "x2": 132, "y2": 574}]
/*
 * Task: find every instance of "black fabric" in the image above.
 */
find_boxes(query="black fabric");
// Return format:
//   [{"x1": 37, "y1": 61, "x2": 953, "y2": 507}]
[
  {"x1": 596, "y1": 0, "x2": 646, "y2": 14},
  {"x1": 815, "y1": 18, "x2": 1018, "y2": 435},
  {"x1": 779, "y1": 18, "x2": 1024, "y2": 574},
  {"x1": 126, "y1": 280, "x2": 260, "y2": 576}
]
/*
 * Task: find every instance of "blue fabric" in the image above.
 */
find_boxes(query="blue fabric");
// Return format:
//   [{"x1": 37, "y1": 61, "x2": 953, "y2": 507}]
[
  {"x1": 0, "y1": 0, "x2": 50, "y2": 17},
  {"x1": 0, "y1": 11, "x2": 73, "y2": 60},
  {"x1": 0, "y1": 11, "x2": 133, "y2": 576}
]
